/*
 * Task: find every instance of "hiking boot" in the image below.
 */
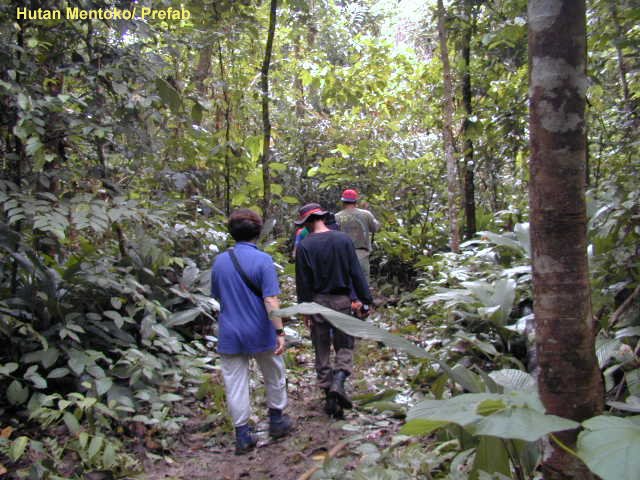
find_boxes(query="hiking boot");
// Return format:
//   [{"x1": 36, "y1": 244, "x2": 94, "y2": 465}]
[
  {"x1": 323, "y1": 389, "x2": 334, "y2": 415},
  {"x1": 323, "y1": 389, "x2": 344, "y2": 419},
  {"x1": 235, "y1": 424, "x2": 257, "y2": 455},
  {"x1": 329, "y1": 370, "x2": 352, "y2": 410},
  {"x1": 268, "y1": 408, "x2": 293, "y2": 439}
]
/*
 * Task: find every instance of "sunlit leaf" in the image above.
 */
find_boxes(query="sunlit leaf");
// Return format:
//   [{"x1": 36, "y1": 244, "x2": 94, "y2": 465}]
[
  {"x1": 9, "y1": 436, "x2": 29, "y2": 462},
  {"x1": 166, "y1": 308, "x2": 202, "y2": 327},
  {"x1": 473, "y1": 407, "x2": 579, "y2": 442},
  {"x1": 577, "y1": 415, "x2": 640, "y2": 480}
]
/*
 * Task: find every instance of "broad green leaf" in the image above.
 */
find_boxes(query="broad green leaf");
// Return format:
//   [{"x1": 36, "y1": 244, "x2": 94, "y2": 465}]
[
  {"x1": 596, "y1": 337, "x2": 622, "y2": 368},
  {"x1": 478, "y1": 231, "x2": 526, "y2": 254},
  {"x1": 159, "y1": 393, "x2": 183, "y2": 402},
  {"x1": 450, "y1": 363, "x2": 486, "y2": 393},
  {"x1": 490, "y1": 278, "x2": 516, "y2": 322},
  {"x1": 102, "y1": 442, "x2": 117, "y2": 469},
  {"x1": 7, "y1": 380, "x2": 29, "y2": 405},
  {"x1": 273, "y1": 302, "x2": 431, "y2": 360},
  {"x1": 361, "y1": 401, "x2": 405, "y2": 418},
  {"x1": 63, "y1": 412, "x2": 81, "y2": 435},
  {"x1": 577, "y1": 415, "x2": 640, "y2": 480},
  {"x1": 271, "y1": 183, "x2": 283, "y2": 195},
  {"x1": 489, "y1": 369, "x2": 536, "y2": 392},
  {"x1": 472, "y1": 436, "x2": 511, "y2": 480},
  {"x1": 96, "y1": 378, "x2": 113, "y2": 396},
  {"x1": 87, "y1": 435, "x2": 104, "y2": 459},
  {"x1": 270, "y1": 162, "x2": 287, "y2": 172},
  {"x1": 110, "y1": 297, "x2": 123, "y2": 310},
  {"x1": 607, "y1": 396, "x2": 640, "y2": 413},
  {"x1": 407, "y1": 394, "x2": 500, "y2": 427},
  {"x1": 353, "y1": 389, "x2": 399, "y2": 405},
  {"x1": 23, "y1": 348, "x2": 59, "y2": 369},
  {"x1": 67, "y1": 350, "x2": 87, "y2": 375},
  {"x1": 476, "y1": 399, "x2": 506, "y2": 416},
  {"x1": 334, "y1": 144, "x2": 352, "y2": 158},
  {"x1": 78, "y1": 432, "x2": 89, "y2": 449},
  {"x1": 9, "y1": 436, "x2": 29, "y2": 462},
  {"x1": 400, "y1": 419, "x2": 449, "y2": 436},
  {"x1": 26, "y1": 373, "x2": 47, "y2": 389},
  {"x1": 155, "y1": 77, "x2": 181, "y2": 113},
  {"x1": 191, "y1": 102, "x2": 203, "y2": 123},
  {"x1": 0, "y1": 363, "x2": 19, "y2": 376},
  {"x1": 473, "y1": 407, "x2": 579, "y2": 442},
  {"x1": 47, "y1": 367, "x2": 70, "y2": 379},
  {"x1": 514, "y1": 223, "x2": 531, "y2": 256},
  {"x1": 104, "y1": 310, "x2": 124, "y2": 329},
  {"x1": 166, "y1": 308, "x2": 201, "y2": 327}
]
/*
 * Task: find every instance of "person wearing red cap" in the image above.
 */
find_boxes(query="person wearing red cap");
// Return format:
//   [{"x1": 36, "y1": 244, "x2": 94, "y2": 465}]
[
  {"x1": 335, "y1": 189, "x2": 380, "y2": 281},
  {"x1": 294, "y1": 203, "x2": 373, "y2": 418}
]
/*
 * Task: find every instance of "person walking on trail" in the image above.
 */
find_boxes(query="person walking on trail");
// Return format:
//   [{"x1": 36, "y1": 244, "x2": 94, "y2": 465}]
[
  {"x1": 210, "y1": 209, "x2": 293, "y2": 455},
  {"x1": 294, "y1": 203, "x2": 373, "y2": 418},
  {"x1": 335, "y1": 188, "x2": 380, "y2": 282}
]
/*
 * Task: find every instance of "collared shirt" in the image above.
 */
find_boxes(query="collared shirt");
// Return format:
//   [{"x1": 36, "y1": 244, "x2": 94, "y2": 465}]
[
  {"x1": 295, "y1": 230, "x2": 372, "y2": 304},
  {"x1": 211, "y1": 242, "x2": 280, "y2": 354},
  {"x1": 335, "y1": 207, "x2": 380, "y2": 251}
]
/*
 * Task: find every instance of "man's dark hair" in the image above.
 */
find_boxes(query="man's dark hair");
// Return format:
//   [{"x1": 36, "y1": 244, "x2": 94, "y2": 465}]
[{"x1": 228, "y1": 209, "x2": 263, "y2": 241}]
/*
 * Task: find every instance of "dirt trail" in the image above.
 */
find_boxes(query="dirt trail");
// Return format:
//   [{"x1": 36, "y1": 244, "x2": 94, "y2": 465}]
[{"x1": 143, "y1": 327, "x2": 405, "y2": 480}]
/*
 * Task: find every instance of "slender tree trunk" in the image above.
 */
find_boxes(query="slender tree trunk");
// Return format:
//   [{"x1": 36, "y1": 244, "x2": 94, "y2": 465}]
[
  {"x1": 216, "y1": 41, "x2": 233, "y2": 216},
  {"x1": 461, "y1": 0, "x2": 476, "y2": 240},
  {"x1": 10, "y1": 6, "x2": 26, "y2": 294},
  {"x1": 260, "y1": 0, "x2": 278, "y2": 217},
  {"x1": 608, "y1": 0, "x2": 631, "y2": 115},
  {"x1": 437, "y1": 0, "x2": 460, "y2": 253},
  {"x1": 194, "y1": 45, "x2": 212, "y2": 101},
  {"x1": 528, "y1": 1, "x2": 604, "y2": 478}
]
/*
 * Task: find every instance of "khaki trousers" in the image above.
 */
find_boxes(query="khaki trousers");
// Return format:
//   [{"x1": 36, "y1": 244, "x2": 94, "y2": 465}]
[
  {"x1": 220, "y1": 351, "x2": 287, "y2": 427},
  {"x1": 310, "y1": 293, "x2": 355, "y2": 389},
  {"x1": 356, "y1": 248, "x2": 370, "y2": 281}
]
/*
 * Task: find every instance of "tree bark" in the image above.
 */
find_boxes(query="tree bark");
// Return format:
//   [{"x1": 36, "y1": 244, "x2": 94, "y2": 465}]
[
  {"x1": 437, "y1": 0, "x2": 460, "y2": 253},
  {"x1": 260, "y1": 0, "x2": 278, "y2": 217},
  {"x1": 528, "y1": 1, "x2": 604, "y2": 478},
  {"x1": 461, "y1": 0, "x2": 476, "y2": 240}
]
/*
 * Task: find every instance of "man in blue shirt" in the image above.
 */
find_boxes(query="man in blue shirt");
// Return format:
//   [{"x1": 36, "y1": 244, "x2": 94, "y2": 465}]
[{"x1": 211, "y1": 209, "x2": 293, "y2": 454}]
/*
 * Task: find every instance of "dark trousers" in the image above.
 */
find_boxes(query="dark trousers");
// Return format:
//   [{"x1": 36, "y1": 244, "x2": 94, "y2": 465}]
[{"x1": 310, "y1": 293, "x2": 354, "y2": 389}]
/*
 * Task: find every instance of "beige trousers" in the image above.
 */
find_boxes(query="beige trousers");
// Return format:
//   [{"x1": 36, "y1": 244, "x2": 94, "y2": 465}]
[{"x1": 220, "y1": 351, "x2": 287, "y2": 427}]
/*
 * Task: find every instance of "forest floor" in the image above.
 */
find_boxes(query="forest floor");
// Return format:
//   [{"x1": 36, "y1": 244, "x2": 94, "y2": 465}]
[{"x1": 142, "y1": 307, "x2": 414, "y2": 480}]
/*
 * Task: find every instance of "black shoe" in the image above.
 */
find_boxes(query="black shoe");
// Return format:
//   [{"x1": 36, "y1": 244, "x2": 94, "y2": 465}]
[
  {"x1": 235, "y1": 424, "x2": 257, "y2": 455},
  {"x1": 324, "y1": 390, "x2": 337, "y2": 415},
  {"x1": 268, "y1": 408, "x2": 293, "y2": 439},
  {"x1": 329, "y1": 370, "x2": 352, "y2": 409},
  {"x1": 323, "y1": 390, "x2": 344, "y2": 419}
]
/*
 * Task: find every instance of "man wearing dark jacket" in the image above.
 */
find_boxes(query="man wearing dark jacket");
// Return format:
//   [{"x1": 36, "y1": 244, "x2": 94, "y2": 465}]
[{"x1": 294, "y1": 203, "x2": 373, "y2": 418}]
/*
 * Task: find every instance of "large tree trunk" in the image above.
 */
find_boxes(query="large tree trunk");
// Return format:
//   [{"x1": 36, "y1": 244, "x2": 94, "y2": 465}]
[
  {"x1": 260, "y1": 0, "x2": 278, "y2": 217},
  {"x1": 528, "y1": 1, "x2": 604, "y2": 478},
  {"x1": 437, "y1": 0, "x2": 460, "y2": 253},
  {"x1": 461, "y1": 0, "x2": 476, "y2": 240}
]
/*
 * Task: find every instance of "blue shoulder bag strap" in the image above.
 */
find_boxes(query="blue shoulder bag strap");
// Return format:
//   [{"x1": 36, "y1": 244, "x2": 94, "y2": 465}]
[{"x1": 228, "y1": 248, "x2": 262, "y2": 298}]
